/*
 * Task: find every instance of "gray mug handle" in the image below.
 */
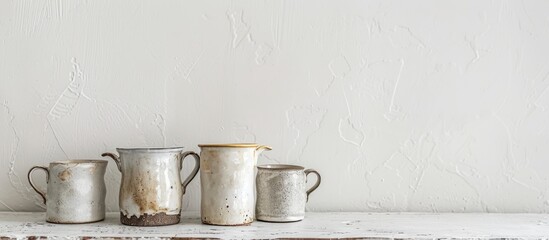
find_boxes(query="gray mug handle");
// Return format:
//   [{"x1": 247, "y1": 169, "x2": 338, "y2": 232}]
[
  {"x1": 180, "y1": 151, "x2": 200, "y2": 195},
  {"x1": 304, "y1": 169, "x2": 321, "y2": 202},
  {"x1": 101, "y1": 152, "x2": 121, "y2": 172},
  {"x1": 27, "y1": 166, "x2": 49, "y2": 204}
]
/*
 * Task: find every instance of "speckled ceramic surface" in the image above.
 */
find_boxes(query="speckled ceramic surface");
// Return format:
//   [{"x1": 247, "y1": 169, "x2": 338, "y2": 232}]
[
  {"x1": 256, "y1": 164, "x2": 321, "y2": 222},
  {"x1": 199, "y1": 143, "x2": 271, "y2": 226}
]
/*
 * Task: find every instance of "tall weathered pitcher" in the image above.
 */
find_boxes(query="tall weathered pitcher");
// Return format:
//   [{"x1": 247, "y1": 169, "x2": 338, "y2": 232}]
[
  {"x1": 198, "y1": 143, "x2": 271, "y2": 226},
  {"x1": 101, "y1": 147, "x2": 200, "y2": 226}
]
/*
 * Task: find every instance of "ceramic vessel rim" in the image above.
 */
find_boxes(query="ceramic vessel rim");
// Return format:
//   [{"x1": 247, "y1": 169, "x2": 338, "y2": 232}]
[
  {"x1": 116, "y1": 147, "x2": 184, "y2": 152},
  {"x1": 50, "y1": 160, "x2": 108, "y2": 165},
  {"x1": 198, "y1": 143, "x2": 259, "y2": 148},
  {"x1": 257, "y1": 164, "x2": 304, "y2": 171}
]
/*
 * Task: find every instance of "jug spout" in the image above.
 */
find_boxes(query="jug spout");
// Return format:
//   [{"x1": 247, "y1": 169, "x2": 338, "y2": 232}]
[
  {"x1": 256, "y1": 145, "x2": 272, "y2": 153},
  {"x1": 254, "y1": 145, "x2": 272, "y2": 164}
]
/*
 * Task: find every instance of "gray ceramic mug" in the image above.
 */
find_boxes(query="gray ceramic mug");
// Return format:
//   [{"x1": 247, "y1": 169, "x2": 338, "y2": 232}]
[
  {"x1": 27, "y1": 160, "x2": 107, "y2": 223},
  {"x1": 256, "y1": 164, "x2": 321, "y2": 222}
]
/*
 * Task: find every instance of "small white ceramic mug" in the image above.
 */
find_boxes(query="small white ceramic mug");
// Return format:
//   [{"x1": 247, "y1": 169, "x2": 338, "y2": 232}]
[
  {"x1": 27, "y1": 160, "x2": 107, "y2": 224},
  {"x1": 256, "y1": 164, "x2": 321, "y2": 222}
]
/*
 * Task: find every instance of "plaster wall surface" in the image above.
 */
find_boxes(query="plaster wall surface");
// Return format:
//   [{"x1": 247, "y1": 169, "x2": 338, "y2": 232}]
[{"x1": 1, "y1": 0, "x2": 549, "y2": 212}]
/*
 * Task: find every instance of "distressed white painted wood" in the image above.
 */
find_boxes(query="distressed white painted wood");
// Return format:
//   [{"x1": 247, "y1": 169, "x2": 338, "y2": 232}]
[{"x1": 1, "y1": 212, "x2": 548, "y2": 239}]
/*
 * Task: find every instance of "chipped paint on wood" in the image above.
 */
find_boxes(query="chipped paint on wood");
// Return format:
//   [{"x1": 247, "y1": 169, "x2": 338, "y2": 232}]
[{"x1": 0, "y1": 212, "x2": 549, "y2": 239}]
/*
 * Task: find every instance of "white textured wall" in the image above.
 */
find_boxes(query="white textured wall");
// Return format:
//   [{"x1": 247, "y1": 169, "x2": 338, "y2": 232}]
[{"x1": 1, "y1": 0, "x2": 549, "y2": 213}]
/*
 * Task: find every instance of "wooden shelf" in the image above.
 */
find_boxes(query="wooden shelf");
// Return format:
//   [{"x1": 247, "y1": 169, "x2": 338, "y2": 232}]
[{"x1": 1, "y1": 212, "x2": 548, "y2": 239}]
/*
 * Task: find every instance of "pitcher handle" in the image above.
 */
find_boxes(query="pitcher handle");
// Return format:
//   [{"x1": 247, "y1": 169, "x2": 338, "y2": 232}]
[
  {"x1": 101, "y1": 152, "x2": 121, "y2": 172},
  {"x1": 180, "y1": 151, "x2": 200, "y2": 195},
  {"x1": 304, "y1": 169, "x2": 321, "y2": 202},
  {"x1": 27, "y1": 166, "x2": 49, "y2": 205}
]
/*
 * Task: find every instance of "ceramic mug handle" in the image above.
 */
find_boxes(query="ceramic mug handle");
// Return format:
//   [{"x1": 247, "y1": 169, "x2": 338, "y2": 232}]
[
  {"x1": 101, "y1": 152, "x2": 122, "y2": 172},
  {"x1": 304, "y1": 169, "x2": 321, "y2": 202},
  {"x1": 27, "y1": 166, "x2": 49, "y2": 205},
  {"x1": 180, "y1": 151, "x2": 200, "y2": 194}
]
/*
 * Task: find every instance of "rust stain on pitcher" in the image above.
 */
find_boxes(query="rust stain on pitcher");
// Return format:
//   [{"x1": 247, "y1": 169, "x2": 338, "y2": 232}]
[
  {"x1": 102, "y1": 147, "x2": 200, "y2": 226},
  {"x1": 120, "y1": 171, "x2": 161, "y2": 214}
]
